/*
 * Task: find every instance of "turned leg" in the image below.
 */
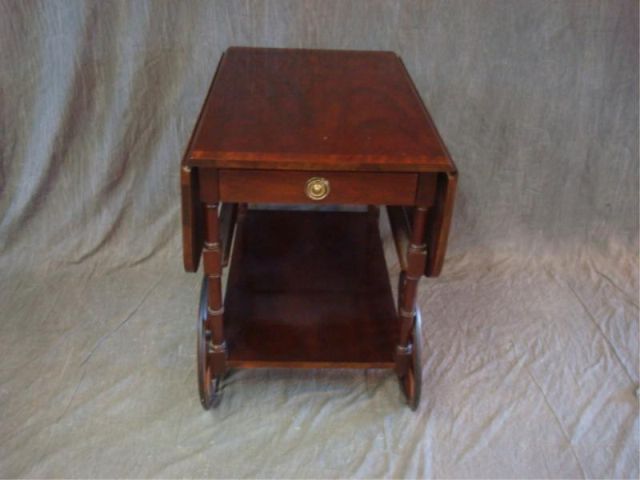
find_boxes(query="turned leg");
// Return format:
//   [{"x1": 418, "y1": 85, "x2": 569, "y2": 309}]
[
  {"x1": 197, "y1": 201, "x2": 239, "y2": 409},
  {"x1": 203, "y1": 203, "x2": 227, "y2": 376},
  {"x1": 396, "y1": 207, "x2": 428, "y2": 378}
]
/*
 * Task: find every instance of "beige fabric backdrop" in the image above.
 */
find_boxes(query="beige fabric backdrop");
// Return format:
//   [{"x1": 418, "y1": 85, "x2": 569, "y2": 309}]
[{"x1": 1, "y1": 1, "x2": 638, "y2": 478}]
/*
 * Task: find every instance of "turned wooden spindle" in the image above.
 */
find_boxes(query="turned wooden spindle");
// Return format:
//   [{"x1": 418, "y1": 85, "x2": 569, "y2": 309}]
[
  {"x1": 203, "y1": 203, "x2": 227, "y2": 375},
  {"x1": 396, "y1": 206, "x2": 429, "y2": 376}
]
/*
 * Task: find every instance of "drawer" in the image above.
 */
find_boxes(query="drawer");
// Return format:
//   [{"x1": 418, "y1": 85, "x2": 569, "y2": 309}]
[{"x1": 217, "y1": 169, "x2": 418, "y2": 205}]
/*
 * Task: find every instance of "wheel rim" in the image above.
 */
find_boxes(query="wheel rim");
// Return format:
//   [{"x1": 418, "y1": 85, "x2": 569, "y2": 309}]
[
  {"x1": 401, "y1": 307, "x2": 423, "y2": 411},
  {"x1": 410, "y1": 308, "x2": 423, "y2": 410},
  {"x1": 197, "y1": 276, "x2": 217, "y2": 409}
]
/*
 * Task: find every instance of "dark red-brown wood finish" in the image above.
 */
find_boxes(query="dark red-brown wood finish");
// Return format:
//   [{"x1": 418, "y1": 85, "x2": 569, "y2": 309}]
[
  {"x1": 181, "y1": 47, "x2": 457, "y2": 411},
  {"x1": 184, "y1": 47, "x2": 456, "y2": 173}
]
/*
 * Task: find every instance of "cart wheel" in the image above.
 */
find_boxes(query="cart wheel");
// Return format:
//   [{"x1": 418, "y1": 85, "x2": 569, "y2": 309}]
[
  {"x1": 197, "y1": 276, "x2": 221, "y2": 409},
  {"x1": 400, "y1": 307, "x2": 423, "y2": 411}
]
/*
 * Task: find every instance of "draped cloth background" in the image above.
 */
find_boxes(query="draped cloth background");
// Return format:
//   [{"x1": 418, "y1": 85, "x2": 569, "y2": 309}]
[{"x1": 1, "y1": 1, "x2": 638, "y2": 478}]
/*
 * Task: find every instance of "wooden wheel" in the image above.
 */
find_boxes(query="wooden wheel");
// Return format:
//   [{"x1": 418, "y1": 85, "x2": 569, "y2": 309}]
[
  {"x1": 400, "y1": 308, "x2": 423, "y2": 411},
  {"x1": 397, "y1": 271, "x2": 423, "y2": 410},
  {"x1": 197, "y1": 276, "x2": 221, "y2": 409}
]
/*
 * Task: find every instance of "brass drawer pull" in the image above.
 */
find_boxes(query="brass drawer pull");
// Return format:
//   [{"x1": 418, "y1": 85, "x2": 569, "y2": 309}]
[{"x1": 305, "y1": 177, "x2": 330, "y2": 200}]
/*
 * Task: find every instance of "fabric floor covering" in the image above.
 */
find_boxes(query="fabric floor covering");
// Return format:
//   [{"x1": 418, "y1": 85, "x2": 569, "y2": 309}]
[
  {"x1": 1, "y1": 223, "x2": 637, "y2": 478},
  {"x1": 1, "y1": 1, "x2": 638, "y2": 478}
]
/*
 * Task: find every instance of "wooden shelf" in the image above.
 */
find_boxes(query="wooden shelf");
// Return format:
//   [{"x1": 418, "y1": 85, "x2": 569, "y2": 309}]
[{"x1": 224, "y1": 209, "x2": 398, "y2": 369}]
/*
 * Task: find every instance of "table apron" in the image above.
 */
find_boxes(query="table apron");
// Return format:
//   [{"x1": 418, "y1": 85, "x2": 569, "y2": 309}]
[{"x1": 216, "y1": 169, "x2": 420, "y2": 205}]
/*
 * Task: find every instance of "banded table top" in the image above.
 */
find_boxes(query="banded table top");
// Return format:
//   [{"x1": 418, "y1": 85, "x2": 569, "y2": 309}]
[{"x1": 183, "y1": 47, "x2": 456, "y2": 173}]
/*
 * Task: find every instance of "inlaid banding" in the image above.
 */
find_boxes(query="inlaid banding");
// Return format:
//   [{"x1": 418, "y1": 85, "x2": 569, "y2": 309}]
[
  {"x1": 207, "y1": 306, "x2": 224, "y2": 316},
  {"x1": 408, "y1": 243, "x2": 427, "y2": 253},
  {"x1": 204, "y1": 241, "x2": 221, "y2": 250},
  {"x1": 208, "y1": 340, "x2": 227, "y2": 354},
  {"x1": 399, "y1": 307, "x2": 415, "y2": 319}
]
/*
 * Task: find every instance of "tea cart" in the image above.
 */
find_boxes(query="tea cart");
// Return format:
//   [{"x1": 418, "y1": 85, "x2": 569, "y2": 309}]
[{"x1": 181, "y1": 47, "x2": 457, "y2": 410}]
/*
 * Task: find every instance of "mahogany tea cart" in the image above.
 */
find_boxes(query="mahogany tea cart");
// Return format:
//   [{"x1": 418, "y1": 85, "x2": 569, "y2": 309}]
[{"x1": 180, "y1": 47, "x2": 457, "y2": 410}]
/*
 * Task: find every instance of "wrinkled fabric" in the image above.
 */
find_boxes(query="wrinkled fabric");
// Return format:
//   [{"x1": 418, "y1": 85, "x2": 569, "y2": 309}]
[{"x1": 0, "y1": 1, "x2": 638, "y2": 478}]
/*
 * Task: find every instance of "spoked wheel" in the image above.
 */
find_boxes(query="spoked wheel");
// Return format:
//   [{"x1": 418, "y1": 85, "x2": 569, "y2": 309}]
[
  {"x1": 397, "y1": 271, "x2": 423, "y2": 411},
  {"x1": 197, "y1": 276, "x2": 221, "y2": 409}
]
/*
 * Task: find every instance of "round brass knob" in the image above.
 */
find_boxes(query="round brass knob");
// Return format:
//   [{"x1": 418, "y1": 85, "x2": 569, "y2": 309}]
[{"x1": 305, "y1": 177, "x2": 330, "y2": 200}]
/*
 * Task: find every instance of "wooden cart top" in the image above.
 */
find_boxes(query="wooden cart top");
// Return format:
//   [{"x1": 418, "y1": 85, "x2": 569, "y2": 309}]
[{"x1": 183, "y1": 47, "x2": 456, "y2": 173}]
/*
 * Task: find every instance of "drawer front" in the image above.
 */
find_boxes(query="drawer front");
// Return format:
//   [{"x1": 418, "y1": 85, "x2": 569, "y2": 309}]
[{"x1": 218, "y1": 170, "x2": 418, "y2": 205}]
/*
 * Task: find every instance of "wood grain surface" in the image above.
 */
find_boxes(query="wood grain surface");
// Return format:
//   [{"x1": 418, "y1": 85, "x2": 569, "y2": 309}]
[
  {"x1": 224, "y1": 209, "x2": 398, "y2": 368},
  {"x1": 185, "y1": 47, "x2": 456, "y2": 173},
  {"x1": 218, "y1": 169, "x2": 418, "y2": 205}
]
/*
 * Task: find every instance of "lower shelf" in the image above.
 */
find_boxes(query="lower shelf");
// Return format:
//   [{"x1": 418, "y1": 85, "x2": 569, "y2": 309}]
[{"x1": 224, "y1": 209, "x2": 399, "y2": 369}]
